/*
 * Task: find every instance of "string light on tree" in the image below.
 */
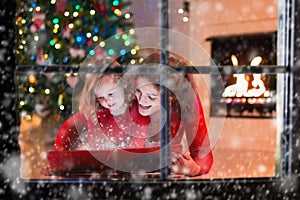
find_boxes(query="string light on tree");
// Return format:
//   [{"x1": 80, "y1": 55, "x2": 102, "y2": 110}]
[
  {"x1": 16, "y1": 0, "x2": 141, "y2": 119},
  {"x1": 178, "y1": 0, "x2": 190, "y2": 23}
]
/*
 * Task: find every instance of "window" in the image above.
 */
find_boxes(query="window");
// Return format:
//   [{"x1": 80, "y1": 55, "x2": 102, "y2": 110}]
[{"x1": 1, "y1": 0, "x2": 299, "y2": 198}]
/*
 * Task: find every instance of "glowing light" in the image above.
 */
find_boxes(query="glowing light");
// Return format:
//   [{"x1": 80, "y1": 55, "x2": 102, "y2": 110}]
[
  {"x1": 64, "y1": 11, "x2": 70, "y2": 17},
  {"x1": 55, "y1": 43, "x2": 61, "y2": 49},
  {"x1": 115, "y1": 34, "x2": 120, "y2": 40},
  {"x1": 124, "y1": 41, "x2": 130, "y2": 46},
  {"x1": 134, "y1": 45, "x2": 140, "y2": 51},
  {"x1": 59, "y1": 105, "x2": 65, "y2": 110},
  {"x1": 129, "y1": 29, "x2": 135, "y2": 34},
  {"x1": 113, "y1": 0, "x2": 119, "y2": 6},
  {"x1": 45, "y1": 89, "x2": 50, "y2": 94},
  {"x1": 122, "y1": 34, "x2": 127, "y2": 40},
  {"x1": 124, "y1": 13, "x2": 131, "y2": 19},
  {"x1": 223, "y1": 55, "x2": 266, "y2": 98},
  {"x1": 114, "y1": 9, "x2": 122, "y2": 16},
  {"x1": 108, "y1": 49, "x2": 115, "y2": 55},
  {"x1": 231, "y1": 54, "x2": 238, "y2": 66},
  {"x1": 68, "y1": 23, "x2": 74, "y2": 29},
  {"x1": 86, "y1": 32, "x2": 92, "y2": 38},
  {"x1": 35, "y1": 6, "x2": 41, "y2": 12},
  {"x1": 76, "y1": 36, "x2": 82, "y2": 43},
  {"x1": 33, "y1": 35, "x2": 39, "y2": 41},
  {"x1": 51, "y1": 0, "x2": 56, "y2": 4},
  {"x1": 92, "y1": 36, "x2": 99, "y2": 42},
  {"x1": 53, "y1": 18, "x2": 59, "y2": 24},
  {"x1": 30, "y1": 55, "x2": 35, "y2": 60},
  {"x1": 87, "y1": 40, "x2": 93, "y2": 46},
  {"x1": 75, "y1": 5, "x2": 81, "y2": 10},
  {"x1": 120, "y1": 49, "x2": 126, "y2": 55},
  {"x1": 130, "y1": 59, "x2": 136, "y2": 65},
  {"x1": 139, "y1": 58, "x2": 144, "y2": 63},
  {"x1": 28, "y1": 75, "x2": 36, "y2": 84},
  {"x1": 94, "y1": 27, "x2": 99, "y2": 33},
  {"x1": 21, "y1": 40, "x2": 26, "y2": 44},
  {"x1": 21, "y1": 19, "x2": 26, "y2": 24},
  {"x1": 19, "y1": 45, "x2": 24, "y2": 49},
  {"x1": 31, "y1": 3, "x2": 37, "y2": 8},
  {"x1": 53, "y1": 29, "x2": 58, "y2": 33},
  {"x1": 44, "y1": 54, "x2": 48, "y2": 59},
  {"x1": 50, "y1": 40, "x2": 55, "y2": 46},
  {"x1": 28, "y1": 87, "x2": 35, "y2": 93},
  {"x1": 19, "y1": 30, "x2": 23, "y2": 35},
  {"x1": 99, "y1": 41, "x2": 105, "y2": 47},
  {"x1": 178, "y1": 8, "x2": 184, "y2": 14},
  {"x1": 20, "y1": 101, "x2": 25, "y2": 106},
  {"x1": 90, "y1": 10, "x2": 96, "y2": 15},
  {"x1": 131, "y1": 49, "x2": 137, "y2": 55},
  {"x1": 25, "y1": 115, "x2": 32, "y2": 121},
  {"x1": 89, "y1": 50, "x2": 95, "y2": 55},
  {"x1": 73, "y1": 12, "x2": 79, "y2": 17},
  {"x1": 250, "y1": 56, "x2": 262, "y2": 66},
  {"x1": 54, "y1": 24, "x2": 59, "y2": 29},
  {"x1": 63, "y1": 57, "x2": 68, "y2": 63},
  {"x1": 183, "y1": 16, "x2": 189, "y2": 22}
]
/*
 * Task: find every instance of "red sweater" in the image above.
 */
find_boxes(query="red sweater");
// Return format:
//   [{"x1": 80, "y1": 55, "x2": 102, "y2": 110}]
[
  {"x1": 87, "y1": 102, "x2": 147, "y2": 149},
  {"x1": 54, "y1": 102, "x2": 147, "y2": 151},
  {"x1": 54, "y1": 98, "x2": 213, "y2": 174}
]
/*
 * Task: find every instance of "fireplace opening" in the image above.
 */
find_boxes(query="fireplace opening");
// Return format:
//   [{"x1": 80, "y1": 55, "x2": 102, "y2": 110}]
[{"x1": 208, "y1": 32, "x2": 277, "y2": 118}]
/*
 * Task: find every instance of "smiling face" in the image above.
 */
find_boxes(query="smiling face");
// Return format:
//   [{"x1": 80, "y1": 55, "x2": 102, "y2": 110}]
[
  {"x1": 94, "y1": 75, "x2": 127, "y2": 115},
  {"x1": 134, "y1": 76, "x2": 160, "y2": 116}
]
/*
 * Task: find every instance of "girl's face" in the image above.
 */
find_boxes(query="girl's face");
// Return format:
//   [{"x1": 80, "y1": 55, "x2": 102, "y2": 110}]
[
  {"x1": 94, "y1": 75, "x2": 126, "y2": 114},
  {"x1": 134, "y1": 77, "x2": 160, "y2": 116}
]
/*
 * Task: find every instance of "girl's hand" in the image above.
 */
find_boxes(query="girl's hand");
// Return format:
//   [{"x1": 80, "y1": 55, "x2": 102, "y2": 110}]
[
  {"x1": 171, "y1": 152, "x2": 201, "y2": 177},
  {"x1": 40, "y1": 165, "x2": 53, "y2": 176}
]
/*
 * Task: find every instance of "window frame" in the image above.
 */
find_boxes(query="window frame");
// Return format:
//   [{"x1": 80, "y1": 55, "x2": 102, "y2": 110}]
[{"x1": 1, "y1": 0, "x2": 300, "y2": 198}]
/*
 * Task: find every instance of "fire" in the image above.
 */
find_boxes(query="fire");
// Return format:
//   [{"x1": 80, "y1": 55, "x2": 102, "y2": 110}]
[{"x1": 222, "y1": 55, "x2": 270, "y2": 98}]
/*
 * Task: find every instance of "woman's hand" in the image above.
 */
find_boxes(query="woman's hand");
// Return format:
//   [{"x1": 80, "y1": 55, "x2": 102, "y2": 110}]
[
  {"x1": 171, "y1": 152, "x2": 201, "y2": 177},
  {"x1": 40, "y1": 165, "x2": 53, "y2": 176}
]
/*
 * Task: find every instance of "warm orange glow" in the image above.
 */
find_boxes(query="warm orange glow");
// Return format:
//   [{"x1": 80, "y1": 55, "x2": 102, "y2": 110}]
[
  {"x1": 231, "y1": 54, "x2": 238, "y2": 66},
  {"x1": 222, "y1": 55, "x2": 269, "y2": 98}
]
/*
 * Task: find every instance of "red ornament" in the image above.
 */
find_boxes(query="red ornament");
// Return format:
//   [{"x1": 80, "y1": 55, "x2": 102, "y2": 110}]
[
  {"x1": 36, "y1": 49, "x2": 46, "y2": 65},
  {"x1": 93, "y1": 0, "x2": 107, "y2": 16},
  {"x1": 55, "y1": 0, "x2": 67, "y2": 14},
  {"x1": 30, "y1": 13, "x2": 45, "y2": 33}
]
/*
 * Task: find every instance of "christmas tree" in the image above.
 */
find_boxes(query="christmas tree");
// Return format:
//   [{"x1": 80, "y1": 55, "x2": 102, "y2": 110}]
[{"x1": 16, "y1": 0, "x2": 140, "y2": 119}]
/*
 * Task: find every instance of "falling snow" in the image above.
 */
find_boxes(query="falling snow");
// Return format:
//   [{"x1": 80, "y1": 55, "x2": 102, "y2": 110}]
[{"x1": 1, "y1": 0, "x2": 300, "y2": 199}]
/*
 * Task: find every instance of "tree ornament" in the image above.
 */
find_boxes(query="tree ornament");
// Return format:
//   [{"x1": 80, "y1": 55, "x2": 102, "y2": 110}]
[
  {"x1": 69, "y1": 47, "x2": 86, "y2": 59},
  {"x1": 93, "y1": 0, "x2": 107, "y2": 16},
  {"x1": 27, "y1": 75, "x2": 37, "y2": 84},
  {"x1": 36, "y1": 49, "x2": 46, "y2": 65},
  {"x1": 55, "y1": 0, "x2": 68, "y2": 14},
  {"x1": 66, "y1": 75, "x2": 78, "y2": 88},
  {"x1": 62, "y1": 23, "x2": 72, "y2": 39},
  {"x1": 35, "y1": 103, "x2": 51, "y2": 118},
  {"x1": 93, "y1": 47, "x2": 106, "y2": 61},
  {"x1": 30, "y1": 13, "x2": 45, "y2": 33}
]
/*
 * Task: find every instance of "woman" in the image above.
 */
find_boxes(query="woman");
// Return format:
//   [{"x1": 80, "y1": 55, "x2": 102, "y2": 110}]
[{"x1": 134, "y1": 52, "x2": 213, "y2": 176}]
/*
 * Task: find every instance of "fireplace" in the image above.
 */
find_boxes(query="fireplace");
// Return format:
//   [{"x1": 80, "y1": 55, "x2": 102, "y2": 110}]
[{"x1": 208, "y1": 32, "x2": 277, "y2": 118}]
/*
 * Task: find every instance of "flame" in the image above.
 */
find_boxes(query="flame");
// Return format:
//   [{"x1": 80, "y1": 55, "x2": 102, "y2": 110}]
[
  {"x1": 231, "y1": 54, "x2": 238, "y2": 66},
  {"x1": 250, "y1": 56, "x2": 262, "y2": 66},
  {"x1": 222, "y1": 55, "x2": 268, "y2": 98}
]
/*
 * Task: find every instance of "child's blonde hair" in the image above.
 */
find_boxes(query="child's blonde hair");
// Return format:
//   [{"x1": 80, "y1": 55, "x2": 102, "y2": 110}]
[{"x1": 78, "y1": 58, "x2": 134, "y2": 118}]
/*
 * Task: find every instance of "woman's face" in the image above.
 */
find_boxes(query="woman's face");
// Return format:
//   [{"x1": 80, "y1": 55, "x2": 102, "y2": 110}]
[
  {"x1": 134, "y1": 77, "x2": 160, "y2": 116},
  {"x1": 94, "y1": 75, "x2": 126, "y2": 113}
]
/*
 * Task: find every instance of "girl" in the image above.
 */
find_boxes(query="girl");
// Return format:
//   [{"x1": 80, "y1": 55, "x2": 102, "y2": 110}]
[
  {"x1": 134, "y1": 52, "x2": 214, "y2": 176},
  {"x1": 41, "y1": 59, "x2": 147, "y2": 175}
]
